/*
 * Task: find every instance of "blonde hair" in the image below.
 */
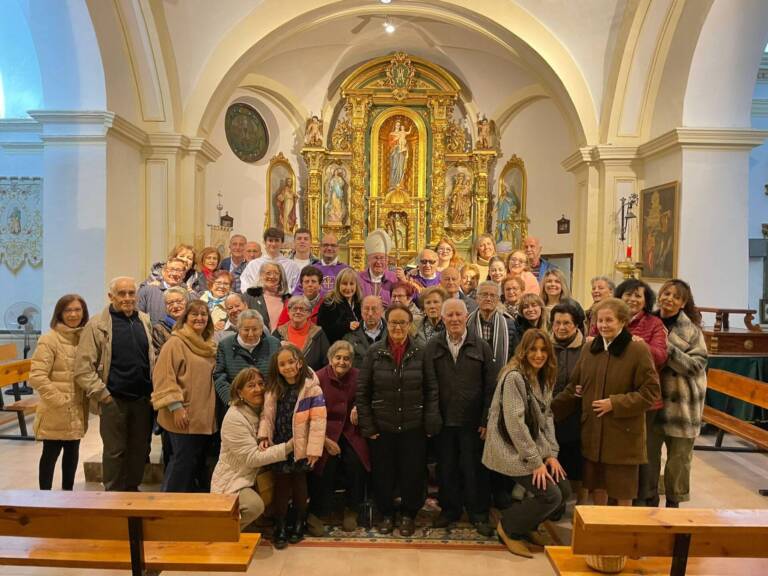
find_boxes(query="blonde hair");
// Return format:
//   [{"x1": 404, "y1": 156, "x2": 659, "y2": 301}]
[
  {"x1": 324, "y1": 267, "x2": 363, "y2": 305},
  {"x1": 540, "y1": 268, "x2": 570, "y2": 305}
]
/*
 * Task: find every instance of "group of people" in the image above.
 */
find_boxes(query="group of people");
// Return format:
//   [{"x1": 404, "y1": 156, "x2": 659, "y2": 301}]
[{"x1": 27, "y1": 226, "x2": 708, "y2": 558}]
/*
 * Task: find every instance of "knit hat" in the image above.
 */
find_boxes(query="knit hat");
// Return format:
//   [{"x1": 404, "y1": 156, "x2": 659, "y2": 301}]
[{"x1": 365, "y1": 229, "x2": 393, "y2": 255}]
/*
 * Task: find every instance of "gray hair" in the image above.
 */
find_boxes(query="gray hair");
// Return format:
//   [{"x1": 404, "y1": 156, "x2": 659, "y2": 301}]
[
  {"x1": 225, "y1": 293, "x2": 247, "y2": 306},
  {"x1": 259, "y1": 262, "x2": 289, "y2": 294},
  {"x1": 108, "y1": 276, "x2": 136, "y2": 294},
  {"x1": 590, "y1": 275, "x2": 616, "y2": 291},
  {"x1": 441, "y1": 298, "x2": 468, "y2": 316},
  {"x1": 164, "y1": 286, "x2": 188, "y2": 302},
  {"x1": 237, "y1": 308, "x2": 264, "y2": 329},
  {"x1": 476, "y1": 280, "x2": 501, "y2": 296},
  {"x1": 327, "y1": 339, "x2": 355, "y2": 361},
  {"x1": 287, "y1": 295, "x2": 311, "y2": 310}
]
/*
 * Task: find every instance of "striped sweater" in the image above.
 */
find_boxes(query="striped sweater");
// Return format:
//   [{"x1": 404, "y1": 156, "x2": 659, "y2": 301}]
[{"x1": 258, "y1": 372, "x2": 327, "y2": 460}]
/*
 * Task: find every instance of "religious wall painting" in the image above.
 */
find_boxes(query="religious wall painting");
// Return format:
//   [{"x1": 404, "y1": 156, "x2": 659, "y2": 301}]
[
  {"x1": 225, "y1": 103, "x2": 269, "y2": 163},
  {"x1": 640, "y1": 181, "x2": 679, "y2": 281},
  {"x1": 266, "y1": 153, "x2": 300, "y2": 235},
  {"x1": 0, "y1": 177, "x2": 42, "y2": 273},
  {"x1": 322, "y1": 162, "x2": 350, "y2": 227},
  {"x1": 445, "y1": 164, "x2": 474, "y2": 231},
  {"x1": 495, "y1": 155, "x2": 527, "y2": 247}
]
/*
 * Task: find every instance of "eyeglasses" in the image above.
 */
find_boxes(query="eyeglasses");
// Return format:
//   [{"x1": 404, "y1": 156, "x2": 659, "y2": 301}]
[
  {"x1": 477, "y1": 293, "x2": 498, "y2": 300},
  {"x1": 389, "y1": 320, "x2": 410, "y2": 327},
  {"x1": 166, "y1": 268, "x2": 185, "y2": 274},
  {"x1": 322, "y1": 243, "x2": 338, "y2": 248},
  {"x1": 420, "y1": 260, "x2": 437, "y2": 265},
  {"x1": 290, "y1": 307, "x2": 309, "y2": 313},
  {"x1": 212, "y1": 282, "x2": 231, "y2": 288},
  {"x1": 165, "y1": 299, "x2": 186, "y2": 307}
]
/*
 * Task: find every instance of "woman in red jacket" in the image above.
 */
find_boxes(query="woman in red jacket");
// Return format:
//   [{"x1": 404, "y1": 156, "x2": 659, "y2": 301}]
[{"x1": 614, "y1": 279, "x2": 668, "y2": 506}]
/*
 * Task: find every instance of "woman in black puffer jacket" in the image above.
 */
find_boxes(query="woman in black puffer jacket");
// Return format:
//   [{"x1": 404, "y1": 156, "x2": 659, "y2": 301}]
[{"x1": 356, "y1": 304, "x2": 441, "y2": 537}]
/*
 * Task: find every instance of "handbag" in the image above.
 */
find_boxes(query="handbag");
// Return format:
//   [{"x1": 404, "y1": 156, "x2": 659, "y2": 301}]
[{"x1": 496, "y1": 374, "x2": 540, "y2": 445}]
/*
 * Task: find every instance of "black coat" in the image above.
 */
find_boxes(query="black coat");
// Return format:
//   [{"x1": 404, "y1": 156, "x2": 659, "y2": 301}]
[
  {"x1": 553, "y1": 331, "x2": 585, "y2": 446},
  {"x1": 317, "y1": 298, "x2": 362, "y2": 344},
  {"x1": 343, "y1": 322, "x2": 388, "y2": 370},
  {"x1": 356, "y1": 338, "x2": 441, "y2": 437},
  {"x1": 424, "y1": 331, "x2": 498, "y2": 428}
]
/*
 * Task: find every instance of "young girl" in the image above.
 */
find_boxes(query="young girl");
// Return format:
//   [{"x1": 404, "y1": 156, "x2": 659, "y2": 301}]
[{"x1": 258, "y1": 344, "x2": 327, "y2": 549}]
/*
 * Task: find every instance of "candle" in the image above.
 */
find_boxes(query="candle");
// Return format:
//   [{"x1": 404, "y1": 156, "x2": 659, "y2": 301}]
[{"x1": 626, "y1": 245, "x2": 632, "y2": 259}]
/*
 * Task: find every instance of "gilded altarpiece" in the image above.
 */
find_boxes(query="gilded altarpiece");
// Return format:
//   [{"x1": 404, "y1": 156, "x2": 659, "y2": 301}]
[{"x1": 300, "y1": 52, "x2": 500, "y2": 269}]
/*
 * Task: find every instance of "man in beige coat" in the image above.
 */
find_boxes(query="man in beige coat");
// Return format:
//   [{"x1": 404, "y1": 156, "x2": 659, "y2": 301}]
[{"x1": 74, "y1": 277, "x2": 155, "y2": 491}]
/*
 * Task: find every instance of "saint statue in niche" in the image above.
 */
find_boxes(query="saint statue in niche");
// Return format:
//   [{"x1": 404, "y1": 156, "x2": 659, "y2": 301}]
[
  {"x1": 448, "y1": 171, "x2": 472, "y2": 227},
  {"x1": 388, "y1": 118, "x2": 412, "y2": 191},
  {"x1": 304, "y1": 115, "x2": 323, "y2": 147},
  {"x1": 496, "y1": 179, "x2": 521, "y2": 243},
  {"x1": 324, "y1": 167, "x2": 349, "y2": 225},
  {"x1": 275, "y1": 176, "x2": 299, "y2": 234}
]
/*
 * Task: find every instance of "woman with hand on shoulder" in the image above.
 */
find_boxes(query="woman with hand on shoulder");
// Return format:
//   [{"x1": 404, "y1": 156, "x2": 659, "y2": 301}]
[
  {"x1": 152, "y1": 287, "x2": 188, "y2": 356},
  {"x1": 211, "y1": 367, "x2": 294, "y2": 530},
  {"x1": 200, "y1": 270, "x2": 232, "y2": 333},
  {"x1": 273, "y1": 295, "x2": 330, "y2": 371},
  {"x1": 483, "y1": 329, "x2": 570, "y2": 558},
  {"x1": 317, "y1": 268, "x2": 363, "y2": 345},
  {"x1": 649, "y1": 279, "x2": 707, "y2": 508},
  {"x1": 30, "y1": 294, "x2": 90, "y2": 490},
  {"x1": 152, "y1": 300, "x2": 218, "y2": 492}
]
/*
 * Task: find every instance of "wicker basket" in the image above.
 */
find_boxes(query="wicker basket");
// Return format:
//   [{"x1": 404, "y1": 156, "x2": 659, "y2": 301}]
[{"x1": 585, "y1": 554, "x2": 627, "y2": 573}]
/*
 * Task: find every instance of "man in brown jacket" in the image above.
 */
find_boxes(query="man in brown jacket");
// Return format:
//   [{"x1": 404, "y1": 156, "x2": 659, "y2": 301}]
[{"x1": 74, "y1": 277, "x2": 155, "y2": 491}]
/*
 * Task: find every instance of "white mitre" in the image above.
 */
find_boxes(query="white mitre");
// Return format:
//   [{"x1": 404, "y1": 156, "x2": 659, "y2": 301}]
[{"x1": 364, "y1": 229, "x2": 393, "y2": 255}]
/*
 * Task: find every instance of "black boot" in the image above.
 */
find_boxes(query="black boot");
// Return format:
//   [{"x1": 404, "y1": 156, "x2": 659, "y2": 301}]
[
  {"x1": 289, "y1": 515, "x2": 306, "y2": 544},
  {"x1": 273, "y1": 518, "x2": 289, "y2": 550}
]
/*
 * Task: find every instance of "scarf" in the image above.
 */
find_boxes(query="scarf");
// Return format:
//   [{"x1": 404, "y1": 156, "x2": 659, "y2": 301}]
[
  {"x1": 388, "y1": 337, "x2": 408, "y2": 366},
  {"x1": 54, "y1": 323, "x2": 83, "y2": 345},
  {"x1": 204, "y1": 291, "x2": 226, "y2": 310},
  {"x1": 471, "y1": 309, "x2": 509, "y2": 365},
  {"x1": 287, "y1": 321, "x2": 311, "y2": 351},
  {"x1": 175, "y1": 323, "x2": 217, "y2": 357}
]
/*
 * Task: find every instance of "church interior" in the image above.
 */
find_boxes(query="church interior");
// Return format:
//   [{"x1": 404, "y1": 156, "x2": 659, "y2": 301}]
[{"x1": 1, "y1": 0, "x2": 768, "y2": 575}]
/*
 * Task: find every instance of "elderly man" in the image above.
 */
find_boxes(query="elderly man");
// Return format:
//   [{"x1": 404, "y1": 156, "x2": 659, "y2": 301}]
[
  {"x1": 439, "y1": 266, "x2": 478, "y2": 314},
  {"x1": 213, "y1": 293, "x2": 248, "y2": 343},
  {"x1": 291, "y1": 227, "x2": 321, "y2": 269},
  {"x1": 219, "y1": 234, "x2": 248, "y2": 292},
  {"x1": 425, "y1": 299, "x2": 496, "y2": 536},
  {"x1": 137, "y1": 258, "x2": 187, "y2": 324},
  {"x1": 74, "y1": 277, "x2": 154, "y2": 492},
  {"x1": 244, "y1": 241, "x2": 262, "y2": 261},
  {"x1": 358, "y1": 229, "x2": 398, "y2": 305},
  {"x1": 240, "y1": 227, "x2": 301, "y2": 293},
  {"x1": 316, "y1": 233, "x2": 349, "y2": 292},
  {"x1": 467, "y1": 281, "x2": 518, "y2": 374},
  {"x1": 400, "y1": 248, "x2": 441, "y2": 295},
  {"x1": 343, "y1": 295, "x2": 387, "y2": 369},
  {"x1": 523, "y1": 236, "x2": 554, "y2": 282}
]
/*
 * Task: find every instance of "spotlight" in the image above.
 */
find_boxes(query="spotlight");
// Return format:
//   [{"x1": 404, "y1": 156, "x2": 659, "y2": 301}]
[
  {"x1": 380, "y1": 0, "x2": 392, "y2": 4},
  {"x1": 383, "y1": 17, "x2": 395, "y2": 33}
]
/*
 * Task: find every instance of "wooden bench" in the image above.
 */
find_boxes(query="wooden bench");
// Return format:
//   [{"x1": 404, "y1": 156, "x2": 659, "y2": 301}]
[
  {"x1": 0, "y1": 359, "x2": 36, "y2": 440},
  {"x1": 546, "y1": 506, "x2": 768, "y2": 576},
  {"x1": 0, "y1": 490, "x2": 261, "y2": 576}
]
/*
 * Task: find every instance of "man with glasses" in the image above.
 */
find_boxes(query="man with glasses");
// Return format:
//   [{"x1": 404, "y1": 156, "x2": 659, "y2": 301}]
[
  {"x1": 343, "y1": 295, "x2": 387, "y2": 369},
  {"x1": 137, "y1": 258, "x2": 189, "y2": 324},
  {"x1": 219, "y1": 234, "x2": 248, "y2": 292},
  {"x1": 305, "y1": 233, "x2": 348, "y2": 294},
  {"x1": 399, "y1": 248, "x2": 441, "y2": 296},
  {"x1": 359, "y1": 229, "x2": 398, "y2": 305},
  {"x1": 467, "y1": 281, "x2": 519, "y2": 374}
]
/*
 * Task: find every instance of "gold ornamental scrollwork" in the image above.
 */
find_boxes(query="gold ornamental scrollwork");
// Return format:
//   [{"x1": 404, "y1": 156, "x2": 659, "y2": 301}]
[
  {"x1": 301, "y1": 149, "x2": 326, "y2": 248},
  {"x1": 384, "y1": 52, "x2": 417, "y2": 101}
]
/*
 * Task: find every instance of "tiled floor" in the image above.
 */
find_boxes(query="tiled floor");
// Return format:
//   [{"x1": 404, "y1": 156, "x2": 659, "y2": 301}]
[{"x1": 0, "y1": 415, "x2": 766, "y2": 576}]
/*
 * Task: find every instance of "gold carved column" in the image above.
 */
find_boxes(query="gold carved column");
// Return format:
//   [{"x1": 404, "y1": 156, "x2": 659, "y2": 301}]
[
  {"x1": 428, "y1": 95, "x2": 454, "y2": 243},
  {"x1": 301, "y1": 149, "x2": 325, "y2": 254},
  {"x1": 348, "y1": 95, "x2": 372, "y2": 270},
  {"x1": 472, "y1": 150, "x2": 497, "y2": 234}
]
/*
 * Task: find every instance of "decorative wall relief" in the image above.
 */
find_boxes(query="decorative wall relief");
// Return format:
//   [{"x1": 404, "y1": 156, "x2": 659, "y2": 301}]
[
  {"x1": 0, "y1": 177, "x2": 42, "y2": 272},
  {"x1": 225, "y1": 103, "x2": 269, "y2": 162}
]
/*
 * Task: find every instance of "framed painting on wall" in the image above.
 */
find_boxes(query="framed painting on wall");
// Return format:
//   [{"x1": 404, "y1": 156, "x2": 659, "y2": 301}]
[
  {"x1": 639, "y1": 181, "x2": 679, "y2": 282},
  {"x1": 266, "y1": 153, "x2": 299, "y2": 236},
  {"x1": 225, "y1": 103, "x2": 269, "y2": 163},
  {"x1": 495, "y1": 155, "x2": 527, "y2": 248}
]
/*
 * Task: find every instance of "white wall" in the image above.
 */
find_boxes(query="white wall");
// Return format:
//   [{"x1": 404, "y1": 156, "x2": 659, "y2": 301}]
[{"x1": 499, "y1": 98, "x2": 576, "y2": 255}]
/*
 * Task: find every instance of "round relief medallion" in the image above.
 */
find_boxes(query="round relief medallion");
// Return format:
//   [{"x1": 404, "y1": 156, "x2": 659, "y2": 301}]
[{"x1": 225, "y1": 103, "x2": 269, "y2": 162}]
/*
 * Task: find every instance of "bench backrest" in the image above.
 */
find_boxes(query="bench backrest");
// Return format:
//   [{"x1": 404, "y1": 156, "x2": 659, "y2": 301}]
[
  {"x1": 571, "y1": 506, "x2": 768, "y2": 558},
  {"x1": 707, "y1": 368, "x2": 768, "y2": 409},
  {"x1": 0, "y1": 344, "x2": 16, "y2": 362},
  {"x1": 0, "y1": 490, "x2": 241, "y2": 542},
  {"x1": 0, "y1": 360, "x2": 30, "y2": 387}
]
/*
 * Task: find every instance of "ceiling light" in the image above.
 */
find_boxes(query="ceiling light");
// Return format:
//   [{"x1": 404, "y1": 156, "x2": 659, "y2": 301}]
[
  {"x1": 384, "y1": 17, "x2": 395, "y2": 33},
  {"x1": 380, "y1": 0, "x2": 392, "y2": 4}
]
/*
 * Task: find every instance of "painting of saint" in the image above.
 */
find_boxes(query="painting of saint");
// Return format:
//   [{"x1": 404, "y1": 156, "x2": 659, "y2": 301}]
[
  {"x1": 447, "y1": 169, "x2": 472, "y2": 227},
  {"x1": 388, "y1": 118, "x2": 412, "y2": 191},
  {"x1": 496, "y1": 171, "x2": 521, "y2": 242},
  {"x1": 640, "y1": 182, "x2": 678, "y2": 281},
  {"x1": 274, "y1": 176, "x2": 299, "y2": 234},
  {"x1": 324, "y1": 166, "x2": 349, "y2": 225}
]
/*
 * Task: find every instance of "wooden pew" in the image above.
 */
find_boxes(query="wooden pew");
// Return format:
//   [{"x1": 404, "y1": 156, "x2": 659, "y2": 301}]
[
  {"x1": 0, "y1": 359, "x2": 36, "y2": 440},
  {"x1": 0, "y1": 490, "x2": 261, "y2": 576},
  {"x1": 546, "y1": 506, "x2": 768, "y2": 576}
]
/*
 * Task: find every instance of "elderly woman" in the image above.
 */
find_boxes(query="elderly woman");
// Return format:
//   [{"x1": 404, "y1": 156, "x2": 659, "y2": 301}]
[
  {"x1": 307, "y1": 341, "x2": 370, "y2": 535},
  {"x1": 435, "y1": 236, "x2": 464, "y2": 272},
  {"x1": 273, "y1": 295, "x2": 330, "y2": 371},
  {"x1": 189, "y1": 247, "x2": 221, "y2": 294},
  {"x1": 483, "y1": 329, "x2": 570, "y2": 558},
  {"x1": 147, "y1": 244, "x2": 196, "y2": 286},
  {"x1": 151, "y1": 286, "x2": 188, "y2": 355},
  {"x1": 244, "y1": 261, "x2": 291, "y2": 333},
  {"x1": 30, "y1": 294, "x2": 90, "y2": 490},
  {"x1": 502, "y1": 276, "x2": 526, "y2": 318},
  {"x1": 356, "y1": 304, "x2": 441, "y2": 537},
  {"x1": 214, "y1": 309, "x2": 281, "y2": 406},
  {"x1": 585, "y1": 275, "x2": 615, "y2": 332},
  {"x1": 152, "y1": 300, "x2": 218, "y2": 492},
  {"x1": 648, "y1": 279, "x2": 707, "y2": 508},
  {"x1": 200, "y1": 270, "x2": 233, "y2": 332},
  {"x1": 317, "y1": 267, "x2": 363, "y2": 344},
  {"x1": 460, "y1": 264, "x2": 480, "y2": 299},
  {"x1": 390, "y1": 281, "x2": 424, "y2": 322},
  {"x1": 552, "y1": 298, "x2": 659, "y2": 507},
  {"x1": 211, "y1": 367, "x2": 294, "y2": 529},
  {"x1": 506, "y1": 250, "x2": 539, "y2": 295},
  {"x1": 412, "y1": 286, "x2": 447, "y2": 346},
  {"x1": 472, "y1": 233, "x2": 496, "y2": 282}
]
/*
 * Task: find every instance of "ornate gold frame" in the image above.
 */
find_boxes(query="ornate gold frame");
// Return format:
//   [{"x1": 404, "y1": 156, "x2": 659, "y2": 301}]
[
  {"x1": 496, "y1": 155, "x2": 529, "y2": 247},
  {"x1": 264, "y1": 152, "x2": 297, "y2": 234}
]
